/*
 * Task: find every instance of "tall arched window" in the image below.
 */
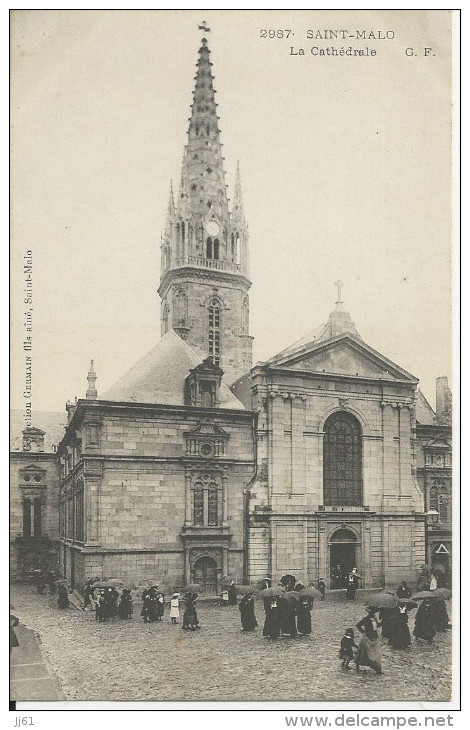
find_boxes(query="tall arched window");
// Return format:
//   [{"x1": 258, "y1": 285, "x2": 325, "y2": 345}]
[
  {"x1": 208, "y1": 298, "x2": 221, "y2": 366},
  {"x1": 174, "y1": 288, "x2": 188, "y2": 328},
  {"x1": 323, "y1": 411, "x2": 362, "y2": 506},
  {"x1": 192, "y1": 474, "x2": 220, "y2": 527}
]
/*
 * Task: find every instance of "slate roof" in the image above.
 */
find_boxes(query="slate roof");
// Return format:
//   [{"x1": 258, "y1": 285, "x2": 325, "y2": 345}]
[
  {"x1": 101, "y1": 329, "x2": 245, "y2": 410},
  {"x1": 10, "y1": 410, "x2": 67, "y2": 452},
  {"x1": 415, "y1": 389, "x2": 436, "y2": 425}
]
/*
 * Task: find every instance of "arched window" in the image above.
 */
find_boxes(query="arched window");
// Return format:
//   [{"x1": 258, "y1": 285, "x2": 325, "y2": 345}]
[
  {"x1": 174, "y1": 289, "x2": 188, "y2": 328},
  {"x1": 213, "y1": 238, "x2": 219, "y2": 259},
  {"x1": 430, "y1": 481, "x2": 451, "y2": 523},
  {"x1": 206, "y1": 237, "x2": 213, "y2": 258},
  {"x1": 208, "y1": 298, "x2": 221, "y2": 366},
  {"x1": 323, "y1": 411, "x2": 362, "y2": 506},
  {"x1": 192, "y1": 474, "x2": 220, "y2": 527},
  {"x1": 162, "y1": 303, "x2": 169, "y2": 334}
]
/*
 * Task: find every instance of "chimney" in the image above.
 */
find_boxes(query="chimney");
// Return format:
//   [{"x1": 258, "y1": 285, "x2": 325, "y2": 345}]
[{"x1": 436, "y1": 376, "x2": 452, "y2": 425}]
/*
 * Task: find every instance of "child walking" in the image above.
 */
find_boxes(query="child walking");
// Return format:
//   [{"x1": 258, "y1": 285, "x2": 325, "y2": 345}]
[
  {"x1": 339, "y1": 628, "x2": 357, "y2": 670},
  {"x1": 170, "y1": 592, "x2": 180, "y2": 624}
]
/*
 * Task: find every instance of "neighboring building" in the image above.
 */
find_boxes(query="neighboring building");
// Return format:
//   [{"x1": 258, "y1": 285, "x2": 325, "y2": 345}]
[
  {"x1": 56, "y1": 340, "x2": 255, "y2": 593},
  {"x1": 233, "y1": 292, "x2": 426, "y2": 589},
  {"x1": 10, "y1": 410, "x2": 67, "y2": 578},
  {"x1": 416, "y1": 378, "x2": 453, "y2": 581}
]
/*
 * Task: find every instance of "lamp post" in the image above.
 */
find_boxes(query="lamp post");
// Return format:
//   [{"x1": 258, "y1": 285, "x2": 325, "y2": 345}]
[{"x1": 424, "y1": 508, "x2": 439, "y2": 567}]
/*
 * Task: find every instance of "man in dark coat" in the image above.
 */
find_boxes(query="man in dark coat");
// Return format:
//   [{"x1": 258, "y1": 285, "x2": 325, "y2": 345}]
[
  {"x1": 346, "y1": 569, "x2": 360, "y2": 600},
  {"x1": 318, "y1": 577, "x2": 326, "y2": 600},
  {"x1": 297, "y1": 597, "x2": 312, "y2": 635},
  {"x1": 396, "y1": 581, "x2": 412, "y2": 599},
  {"x1": 57, "y1": 582, "x2": 69, "y2": 609},
  {"x1": 279, "y1": 593, "x2": 297, "y2": 638},
  {"x1": 118, "y1": 589, "x2": 133, "y2": 619}
]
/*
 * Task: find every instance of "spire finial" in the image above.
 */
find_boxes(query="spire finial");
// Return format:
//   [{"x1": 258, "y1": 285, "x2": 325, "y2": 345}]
[
  {"x1": 335, "y1": 279, "x2": 344, "y2": 305},
  {"x1": 86, "y1": 359, "x2": 98, "y2": 400}
]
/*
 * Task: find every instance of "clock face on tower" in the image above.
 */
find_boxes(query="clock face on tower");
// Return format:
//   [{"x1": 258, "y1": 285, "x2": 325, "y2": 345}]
[{"x1": 205, "y1": 219, "x2": 220, "y2": 237}]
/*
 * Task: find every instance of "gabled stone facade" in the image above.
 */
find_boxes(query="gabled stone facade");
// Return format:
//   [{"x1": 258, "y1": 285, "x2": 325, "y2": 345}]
[{"x1": 233, "y1": 303, "x2": 427, "y2": 589}]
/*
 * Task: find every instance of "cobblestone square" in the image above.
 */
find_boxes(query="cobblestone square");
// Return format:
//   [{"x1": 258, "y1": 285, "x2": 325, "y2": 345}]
[{"x1": 10, "y1": 585, "x2": 452, "y2": 703}]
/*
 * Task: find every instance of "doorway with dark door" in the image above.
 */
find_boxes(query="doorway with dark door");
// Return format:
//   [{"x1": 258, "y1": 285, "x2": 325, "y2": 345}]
[
  {"x1": 329, "y1": 529, "x2": 358, "y2": 588},
  {"x1": 193, "y1": 556, "x2": 218, "y2": 595}
]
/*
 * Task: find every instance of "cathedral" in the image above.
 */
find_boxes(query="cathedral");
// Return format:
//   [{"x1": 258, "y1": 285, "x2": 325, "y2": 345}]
[{"x1": 10, "y1": 31, "x2": 452, "y2": 594}]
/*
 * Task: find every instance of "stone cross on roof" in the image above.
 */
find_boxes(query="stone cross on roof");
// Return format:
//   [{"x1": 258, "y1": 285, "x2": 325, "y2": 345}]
[{"x1": 335, "y1": 279, "x2": 344, "y2": 305}]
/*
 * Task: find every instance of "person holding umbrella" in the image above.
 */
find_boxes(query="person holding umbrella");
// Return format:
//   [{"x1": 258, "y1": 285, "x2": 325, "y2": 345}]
[
  {"x1": 259, "y1": 587, "x2": 281, "y2": 638},
  {"x1": 355, "y1": 606, "x2": 383, "y2": 675},
  {"x1": 388, "y1": 603, "x2": 413, "y2": 649},
  {"x1": 118, "y1": 589, "x2": 133, "y2": 619},
  {"x1": 279, "y1": 588, "x2": 299, "y2": 638},
  {"x1": 238, "y1": 588, "x2": 257, "y2": 631},
  {"x1": 413, "y1": 597, "x2": 436, "y2": 642}
]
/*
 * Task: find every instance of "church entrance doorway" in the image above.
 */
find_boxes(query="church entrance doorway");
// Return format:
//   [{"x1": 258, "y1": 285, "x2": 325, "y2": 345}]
[
  {"x1": 193, "y1": 556, "x2": 218, "y2": 595},
  {"x1": 329, "y1": 529, "x2": 358, "y2": 588}
]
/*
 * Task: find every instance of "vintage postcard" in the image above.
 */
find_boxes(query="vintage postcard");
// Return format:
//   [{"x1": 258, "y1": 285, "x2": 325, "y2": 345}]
[{"x1": 10, "y1": 9, "x2": 456, "y2": 707}]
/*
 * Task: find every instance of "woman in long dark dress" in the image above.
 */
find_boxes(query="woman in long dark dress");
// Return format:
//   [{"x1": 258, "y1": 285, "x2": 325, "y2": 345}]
[
  {"x1": 388, "y1": 606, "x2": 411, "y2": 649},
  {"x1": 379, "y1": 608, "x2": 394, "y2": 639},
  {"x1": 413, "y1": 598, "x2": 436, "y2": 641},
  {"x1": 355, "y1": 607, "x2": 383, "y2": 674},
  {"x1": 118, "y1": 589, "x2": 133, "y2": 619},
  {"x1": 279, "y1": 594, "x2": 297, "y2": 638},
  {"x1": 262, "y1": 598, "x2": 272, "y2": 637},
  {"x1": 228, "y1": 581, "x2": 238, "y2": 606},
  {"x1": 297, "y1": 597, "x2": 312, "y2": 635},
  {"x1": 141, "y1": 588, "x2": 159, "y2": 622},
  {"x1": 182, "y1": 592, "x2": 200, "y2": 630},
  {"x1": 239, "y1": 593, "x2": 257, "y2": 631},
  {"x1": 57, "y1": 583, "x2": 69, "y2": 609},
  {"x1": 83, "y1": 578, "x2": 95, "y2": 609},
  {"x1": 264, "y1": 597, "x2": 280, "y2": 638}
]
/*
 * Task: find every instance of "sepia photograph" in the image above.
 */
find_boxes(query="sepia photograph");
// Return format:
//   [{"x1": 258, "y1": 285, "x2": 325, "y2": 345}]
[{"x1": 9, "y1": 9, "x2": 456, "y2": 707}]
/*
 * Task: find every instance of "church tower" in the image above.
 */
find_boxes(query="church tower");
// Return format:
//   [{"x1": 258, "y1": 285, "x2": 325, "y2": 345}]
[{"x1": 158, "y1": 31, "x2": 253, "y2": 386}]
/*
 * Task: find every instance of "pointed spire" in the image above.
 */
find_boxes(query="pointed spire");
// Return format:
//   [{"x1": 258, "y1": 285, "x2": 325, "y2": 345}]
[
  {"x1": 168, "y1": 180, "x2": 175, "y2": 217},
  {"x1": 232, "y1": 160, "x2": 245, "y2": 222},
  {"x1": 86, "y1": 359, "x2": 98, "y2": 400},
  {"x1": 176, "y1": 33, "x2": 229, "y2": 221}
]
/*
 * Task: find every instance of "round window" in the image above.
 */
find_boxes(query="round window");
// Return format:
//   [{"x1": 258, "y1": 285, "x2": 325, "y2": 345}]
[
  {"x1": 34, "y1": 475, "x2": 42, "y2": 483},
  {"x1": 200, "y1": 443, "x2": 213, "y2": 457},
  {"x1": 23, "y1": 475, "x2": 31, "y2": 482}
]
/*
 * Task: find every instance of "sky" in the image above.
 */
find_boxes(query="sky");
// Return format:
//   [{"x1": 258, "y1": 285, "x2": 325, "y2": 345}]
[{"x1": 10, "y1": 9, "x2": 452, "y2": 414}]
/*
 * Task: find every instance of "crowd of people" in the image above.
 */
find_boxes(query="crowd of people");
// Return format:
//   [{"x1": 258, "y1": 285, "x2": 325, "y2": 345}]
[{"x1": 24, "y1": 565, "x2": 450, "y2": 678}]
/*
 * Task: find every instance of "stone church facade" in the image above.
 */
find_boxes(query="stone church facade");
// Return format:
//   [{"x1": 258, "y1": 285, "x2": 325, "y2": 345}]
[
  {"x1": 10, "y1": 31, "x2": 452, "y2": 593},
  {"x1": 233, "y1": 297, "x2": 426, "y2": 589}
]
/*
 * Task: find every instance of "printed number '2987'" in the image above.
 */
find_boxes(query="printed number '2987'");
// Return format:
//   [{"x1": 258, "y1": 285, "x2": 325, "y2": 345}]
[{"x1": 260, "y1": 30, "x2": 293, "y2": 39}]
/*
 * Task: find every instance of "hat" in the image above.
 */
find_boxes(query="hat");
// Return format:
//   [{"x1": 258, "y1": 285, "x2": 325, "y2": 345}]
[
  {"x1": 172, "y1": 592, "x2": 180, "y2": 598},
  {"x1": 345, "y1": 628, "x2": 354, "y2": 636}
]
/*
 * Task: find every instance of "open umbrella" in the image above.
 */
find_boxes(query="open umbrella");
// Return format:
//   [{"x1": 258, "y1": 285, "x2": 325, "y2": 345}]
[
  {"x1": 282, "y1": 590, "x2": 300, "y2": 603},
  {"x1": 105, "y1": 578, "x2": 125, "y2": 587},
  {"x1": 280, "y1": 574, "x2": 296, "y2": 588},
  {"x1": 259, "y1": 587, "x2": 283, "y2": 599},
  {"x1": 431, "y1": 564, "x2": 446, "y2": 574},
  {"x1": 257, "y1": 578, "x2": 272, "y2": 590},
  {"x1": 412, "y1": 590, "x2": 438, "y2": 601},
  {"x1": 299, "y1": 586, "x2": 322, "y2": 600},
  {"x1": 431, "y1": 587, "x2": 451, "y2": 601},
  {"x1": 366, "y1": 591, "x2": 400, "y2": 609},
  {"x1": 92, "y1": 580, "x2": 116, "y2": 589},
  {"x1": 399, "y1": 599, "x2": 418, "y2": 610},
  {"x1": 237, "y1": 585, "x2": 257, "y2": 595}
]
